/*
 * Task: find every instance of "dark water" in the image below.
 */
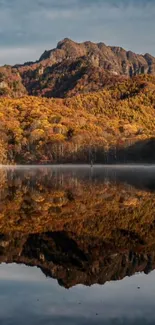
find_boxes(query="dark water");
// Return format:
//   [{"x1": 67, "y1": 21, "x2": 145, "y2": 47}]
[{"x1": 1, "y1": 165, "x2": 155, "y2": 324}]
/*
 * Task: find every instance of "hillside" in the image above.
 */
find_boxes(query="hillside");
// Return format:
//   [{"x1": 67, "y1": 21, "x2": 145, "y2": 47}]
[
  {"x1": 1, "y1": 38, "x2": 155, "y2": 98},
  {"x1": 0, "y1": 75, "x2": 155, "y2": 164},
  {"x1": 1, "y1": 40, "x2": 155, "y2": 164}
]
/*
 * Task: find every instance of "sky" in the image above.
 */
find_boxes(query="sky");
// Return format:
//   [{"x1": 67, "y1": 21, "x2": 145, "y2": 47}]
[
  {"x1": 0, "y1": 0, "x2": 155, "y2": 65},
  {"x1": 1, "y1": 263, "x2": 155, "y2": 324}
]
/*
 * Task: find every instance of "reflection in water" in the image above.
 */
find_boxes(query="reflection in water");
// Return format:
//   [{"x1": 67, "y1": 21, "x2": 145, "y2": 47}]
[
  {"x1": 0, "y1": 166, "x2": 155, "y2": 287},
  {"x1": 1, "y1": 166, "x2": 155, "y2": 324}
]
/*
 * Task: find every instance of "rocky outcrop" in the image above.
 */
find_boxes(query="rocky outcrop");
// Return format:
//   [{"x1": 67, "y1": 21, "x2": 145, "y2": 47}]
[
  {"x1": 38, "y1": 38, "x2": 155, "y2": 77},
  {"x1": 18, "y1": 39, "x2": 155, "y2": 98},
  {"x1": 1, "y1": 38, "x2": 155, "y2": 98}
]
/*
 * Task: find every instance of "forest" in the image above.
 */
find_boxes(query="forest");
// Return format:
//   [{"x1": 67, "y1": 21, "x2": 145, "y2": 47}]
[{"x1": 0, "y1": 75, "x2": 155, "y2": 164}]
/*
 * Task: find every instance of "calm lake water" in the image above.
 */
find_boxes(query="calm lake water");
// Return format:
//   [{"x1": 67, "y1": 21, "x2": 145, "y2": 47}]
[{"x1": 0, "y1": 165, "x2": 155, "y2": 324}]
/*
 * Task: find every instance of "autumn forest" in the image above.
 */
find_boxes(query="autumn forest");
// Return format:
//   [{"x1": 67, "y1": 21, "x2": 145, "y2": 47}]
[{"x1": 1, "y1": 39, "x2": 155, "y2": 164}]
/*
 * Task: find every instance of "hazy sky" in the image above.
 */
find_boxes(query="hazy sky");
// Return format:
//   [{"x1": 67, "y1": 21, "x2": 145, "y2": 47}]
[{"x1": 0, "y1": 0, "x2": 155, "y2": 65}]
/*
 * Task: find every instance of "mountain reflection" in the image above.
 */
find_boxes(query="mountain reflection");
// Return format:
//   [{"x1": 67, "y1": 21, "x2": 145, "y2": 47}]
[{"x1": 1, "y1": 166, "x2": 155, "y2": 288}]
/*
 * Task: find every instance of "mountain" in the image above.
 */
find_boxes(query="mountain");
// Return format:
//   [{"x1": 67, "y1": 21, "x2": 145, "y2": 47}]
[
  {"x1": 1, "y1": 38, "x2": 155, "y2": 98},
  {"x1": 1, "y1": 39, "x2": 155, "y2": 163}
]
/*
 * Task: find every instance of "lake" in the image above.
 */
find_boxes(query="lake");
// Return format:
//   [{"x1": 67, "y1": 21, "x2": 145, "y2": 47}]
[{"x1": 0, "y1": 165, "x2": 155, "y2": 324}]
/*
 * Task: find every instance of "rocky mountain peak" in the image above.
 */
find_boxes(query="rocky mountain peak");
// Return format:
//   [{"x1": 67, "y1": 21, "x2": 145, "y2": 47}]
[
  {"x1": 1, "y1": 38, "x2": 155, "y2": 99},
  {"x1": 37, "y1": 39, "x2": 155, "y2": 77},
  {"x1": 57, "y1": 37, "x2": 75, "y2": 49}
]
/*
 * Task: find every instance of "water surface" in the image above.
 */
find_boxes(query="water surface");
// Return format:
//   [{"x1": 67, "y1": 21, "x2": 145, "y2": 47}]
[{"x1": 0, "y1": 165, "x2": 155, "y2": 324}]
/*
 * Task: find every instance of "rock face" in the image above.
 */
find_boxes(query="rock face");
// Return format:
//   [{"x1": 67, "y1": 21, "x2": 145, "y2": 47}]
[
  {"x1": 1, "y1": 38, "x2": 155, "y2": 98},
  {"x1": 38, "y1": 38, "x2": 155, "y2": 76},
  {"x1": 17, "y1": 39, "x2": 155, "y2": 98}
]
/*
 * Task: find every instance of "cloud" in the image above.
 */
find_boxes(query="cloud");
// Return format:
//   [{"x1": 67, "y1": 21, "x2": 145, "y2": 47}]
[{"x1": 0, "y1": 0, "x2": 155, "y2": 64}]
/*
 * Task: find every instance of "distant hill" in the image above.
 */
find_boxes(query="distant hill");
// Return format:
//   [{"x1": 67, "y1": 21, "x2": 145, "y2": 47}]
[{"x1": 1, "y1": 38, "x2": 155, "y2": 98}]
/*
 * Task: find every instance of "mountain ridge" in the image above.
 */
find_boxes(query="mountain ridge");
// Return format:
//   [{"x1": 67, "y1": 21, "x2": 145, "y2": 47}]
[
  {"x1": 1, "y1": 38, "x2": 155, "y2": 99},
  {"x1": 15, "y1": 38, "x2": 155, "y2": 76}
]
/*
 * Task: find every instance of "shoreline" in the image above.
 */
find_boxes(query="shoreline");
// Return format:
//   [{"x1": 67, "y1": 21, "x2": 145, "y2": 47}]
[{"x1": 1, "y1": 163, "x2": 155, "y2": 169}]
